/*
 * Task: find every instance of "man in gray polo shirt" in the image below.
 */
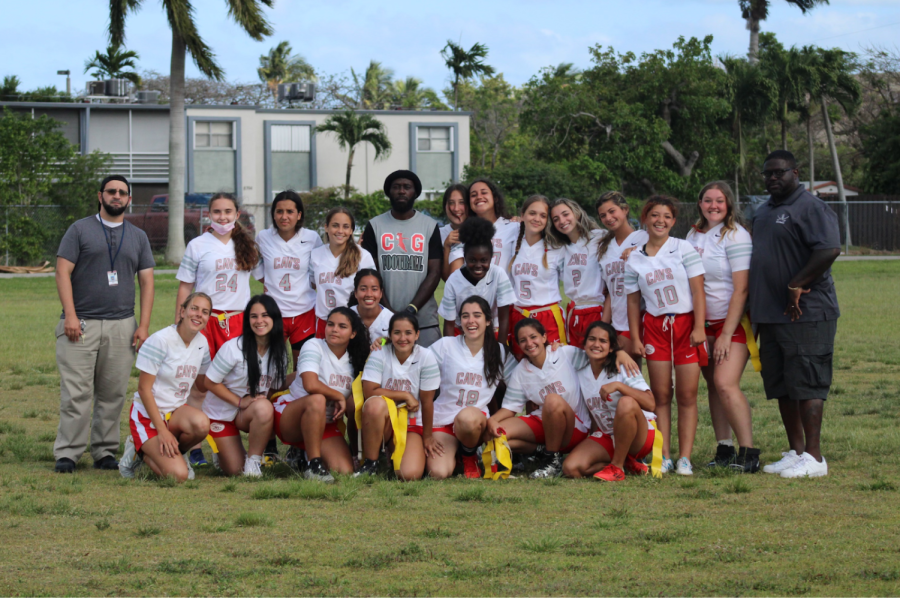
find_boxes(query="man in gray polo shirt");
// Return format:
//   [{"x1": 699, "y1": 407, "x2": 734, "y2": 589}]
[
  {"x1": 361, "y1": 170, "x2": 443, "y2": 347},
  {"x1": 54, "y1": 175, "x2": 155, "y2": 473},
  {"x1": 748, "y1": 150, "x2": 841, "y2": 479}
]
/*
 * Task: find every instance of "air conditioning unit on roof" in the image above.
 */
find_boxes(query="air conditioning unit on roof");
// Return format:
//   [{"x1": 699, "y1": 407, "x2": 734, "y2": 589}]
[
  {"x1": 86, "y1": 81, "x2": 105, "y2": 95},
  {"x1": 277, "y1": 81, "x2": 316, "y2": 104}
]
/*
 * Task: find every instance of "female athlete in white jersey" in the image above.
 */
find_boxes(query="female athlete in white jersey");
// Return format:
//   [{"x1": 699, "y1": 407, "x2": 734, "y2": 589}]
[
  {"x1": 624, "y1": 196, "x2": 707, "y2": 476},
  {"x1": 350, "y1": 268, "x2": 394, "y2": 346},
  {"x1": 427, "y1": 296, "x2": 516, "y2": 479},
  {"x1": 358, "y1": 313, "x2": 442, "y2": 480},
  {"x1": 507, "y1": 195, "x2": 566, "y2": 358},
  {"x1": 273, "y1": 307, "x2": 370, "y2": 482},
  {"x1": 440, "y1": 183, "x2": 469, "y2": 280},
  {"x1": 548, "y1": 198, "x2": 607, "y2": 349},
  {"x1": 202, "y1": 295, "x2": 288, "y2": 477},
  {"x1": 311, "y1": 208, "x2": 376, "y2": 338},
  {"x1": 448, "y1": 178, "x2": 520, "y2": 272},
  {"x1": 686, "y1": 181, "x2": 758, "y2": 472},
  {"x1": 118, "y1": 292, "x2": 212, "y2": 482}
]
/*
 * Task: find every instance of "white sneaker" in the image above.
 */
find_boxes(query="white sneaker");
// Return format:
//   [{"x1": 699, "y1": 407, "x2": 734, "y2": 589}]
[
  {"x1": 780, "y1": 452, "x2": 828, "y2": 478},
  {"x1": 660, "y1": 457, "x2": 674, "y2": 474},
  {"x1": 118, "y1": 437, "x2": 143, "y2": 479},
  {"x1": 183, "y1": 453, "x2": 195, "y2": 480},
  {"x1": 675, "y1": 457, "x2": 693, "y2": 476},
  {"x1": 763, "y1": 450, "x2": 800, "y2": 474},
  {"x1": 243, "y1": 455, "x2": 263, "y2": 478}
]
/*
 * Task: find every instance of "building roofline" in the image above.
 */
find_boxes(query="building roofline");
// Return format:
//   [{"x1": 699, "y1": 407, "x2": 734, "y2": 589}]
[{"x1": 0, "y1": 101, "x2": 471, "y2": 116}]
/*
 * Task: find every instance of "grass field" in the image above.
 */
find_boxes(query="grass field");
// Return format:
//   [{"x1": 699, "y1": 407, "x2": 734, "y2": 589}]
[{"x1": 1, "y1": 263, "x2": 899, "y2": 596}]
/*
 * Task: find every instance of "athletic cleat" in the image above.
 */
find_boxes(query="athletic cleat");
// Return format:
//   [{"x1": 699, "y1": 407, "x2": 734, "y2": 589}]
[
  {"x1": 594, "y1": 463, "x2": 626, "y2": 482},
  {"x1": 763, "y1": 450, "x2": 800, "y2": 474},
  {"x1": 303, "y1": 457, "x2": 335, "y2": 483},
  {"x1": 523, "y1": 444, "x2": 548, "y2": 471},
  {"x1": 780, "y1": 452, "x2": 827, "y2": 478},
  {"x1": 211, "y1": 451, "x2": 220, "y2": 470},
  {"x1": 707, "y1": 444, "x2": 736, "y2": 468},
  {"x1": 189, "y1": 448, "x2": 208, "y2": 467},
  {"x1": 660, "y1": 457, "x2": 674, "y2": 474},
  {"x1": 353, "y1": 459, "x2": 378, "y2": 478},
  {"x1": 263, "y1": 439, "x2": 280, "y2": 466},
  {"x1": 242, "y1": 455, "x2": 263, "y2": 478},
  {"x1": 530, "y1": 452, "x2": 564, "y2": 479},
  {"x1": 461, "y1": 454, "x2": 482, "y2": 479},
  {"x1": 624, "y1": 454, "x2": 649, "y2": 475},
  {"x1": 675, "y1": 457, "x2": 693, "y2": 476},
  {"x1": 183, "y1": 453, "x2": 196, "y2": 480},
  {"x1": 118, "y1": 437, "x2": 143, "y2": 479},
  {"x1": 731, "y1": 447, "x2": 761, "y2": 473},
  {"x1": 284, "y1": 446, "x2": 305, "y2": 470}
]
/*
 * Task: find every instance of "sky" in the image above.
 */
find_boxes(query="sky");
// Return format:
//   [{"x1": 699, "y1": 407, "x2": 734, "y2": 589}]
[{"x1": 3, "y1": 0, "x2": 900, "y2": 96}]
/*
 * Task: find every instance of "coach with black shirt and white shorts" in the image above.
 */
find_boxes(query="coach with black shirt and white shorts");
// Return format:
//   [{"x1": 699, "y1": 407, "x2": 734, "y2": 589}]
[
  {"x1": 749, "y1": 150, "x2": 841, "y2": 479},
  {"x1": 361, "y1": 170, "x2": 443, "y2": 347}
]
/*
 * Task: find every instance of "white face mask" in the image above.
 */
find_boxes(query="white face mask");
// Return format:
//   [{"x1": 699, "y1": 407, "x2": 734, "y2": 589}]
[{"x1": 210, "y1": 220, "x2": 236, "y2": 235}]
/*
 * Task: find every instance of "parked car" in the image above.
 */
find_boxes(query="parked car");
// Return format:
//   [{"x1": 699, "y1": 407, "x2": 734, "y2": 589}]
[{"x1": 125, "y1": 193, "x2": 256, "y2": 249}]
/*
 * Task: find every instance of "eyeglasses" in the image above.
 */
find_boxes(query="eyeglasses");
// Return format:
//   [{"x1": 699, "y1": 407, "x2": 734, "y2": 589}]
[
  {"x1": 103, "y1": 188, "x2": 129, "y2": 197},
  {"x1": 760, "y1": 168, "x2": 793, "y2": 179}
]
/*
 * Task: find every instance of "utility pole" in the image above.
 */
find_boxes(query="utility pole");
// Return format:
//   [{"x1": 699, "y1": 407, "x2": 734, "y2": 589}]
[{"x1": 57, "y1": 70, "x2": 71, "y2": 97}]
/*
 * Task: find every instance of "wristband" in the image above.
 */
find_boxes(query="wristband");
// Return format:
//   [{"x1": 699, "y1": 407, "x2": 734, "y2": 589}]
[
  {"x1": 788, "y1": 285, "x2": 802, "y2": 291},
  {"x1": 405, "y1": 304, "x2": 418, "y2": 314}
]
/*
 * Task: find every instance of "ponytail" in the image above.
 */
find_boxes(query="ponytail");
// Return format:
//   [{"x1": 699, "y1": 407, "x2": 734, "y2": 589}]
[
  {"x1": 210, "y1": 193, "x2": 258, "y2": 271},
  {"x1": 325, "y1": 208, "x2": 362, "y2": 279}
]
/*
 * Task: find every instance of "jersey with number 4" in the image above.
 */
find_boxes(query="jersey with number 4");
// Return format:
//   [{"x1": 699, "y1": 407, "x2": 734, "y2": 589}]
[
  {"x1": 177, "y1": 232, "x2": 251, "y2": 311},
  {"x1": 624, "y1": 237, "x2": 704, "y2": 317},
  {"x1": 203, "y1": 336, "x2": 283, "y2": 422},
  {"x1": 253, "y1": 227, "x2": 323, "y2": 317},
  {"x1": 277, "y1": 338, "x2": 353, "y2": 422},
  {"x1": 509, "y1": 240, "x2": 565, "y2": 307},
  {"x1": 133, "y1": 325, "x2": 210, "y2": 415},
  {"x1": 428, "y1": 336, "x2": 517, "y2": 427},
  {"x1": 598, "y1": 230, "x2": 649, "y2": 332},
  {"x1": 686, "y1": 223, "x2": 752, "y2": 321},
  {"x1": 578, "y1": 363, "x2": 655, "y2": 436},
  {"x1": 563, "y1": 230, "x2": 607, "y2": 306},
  {"x1": 362, "y1": 344, "x2": 441, "y2": 427},
  {"x1": 309, "y1": 245, "x2": 376, "y2": 319},
  {"x1": 438, "y1": 264, "x2": 515, "y2": 328}
]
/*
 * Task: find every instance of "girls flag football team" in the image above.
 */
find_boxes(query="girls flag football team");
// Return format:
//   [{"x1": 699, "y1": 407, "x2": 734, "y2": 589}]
[{"x1": 120, "y1": 171, "x2": 766, "y2": 483}]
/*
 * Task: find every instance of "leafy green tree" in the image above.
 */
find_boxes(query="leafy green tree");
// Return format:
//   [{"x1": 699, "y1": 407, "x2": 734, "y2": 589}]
[
  {"x1": 257, "y1": 41, "x2": 316, "y2": 103},
  {"x1": 317, "y1": 110, "x2": 392, "y2": 199},
  {"x1": 441, "y1": 41, "x2": 495, "y2": 111},
  {"x1": 740, "y1": 0, "x2": 830, "y2": 64},
  {"x1": 860, "y1": 113, "x2": 900, "y2": 194},
  {"x1": 84, "y1": 45, "x2": 142, "y2": 86},
  {"x1": 0, "y1": 75, "x2": 22, "y2": 101},
  {"x1": 467, "y1": 75, "x2": 522, "y2": 170},
  {"x1": 107, "y1": 0, "x2": 274, "y2": 264},
  {"x1": 352, "y1": 61, "x2": 394, "y2": 109}
]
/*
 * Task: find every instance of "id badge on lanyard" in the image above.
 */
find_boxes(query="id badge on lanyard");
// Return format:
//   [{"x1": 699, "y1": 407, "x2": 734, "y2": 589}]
[
  {"x1": 101, "y1": 219, "x2": 125, "y2": 286},
  {"x1": 107, "y1": 271, "x2": 119, "y2": 286}
]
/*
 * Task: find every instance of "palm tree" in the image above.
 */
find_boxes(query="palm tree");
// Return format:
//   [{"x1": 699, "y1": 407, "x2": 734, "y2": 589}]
[
  {"x1": 0, "y1": 75, "x2": 21, "y2": 101},
  {"x1": 740, "y1": 0, "x2": 830, "y2": 64},
  {"x1": 351, "y1": 61, "x2": 394, "y2": 109},
  {"x1": 390, "y1": 76, "x2": 446, "y2": 110},
  {"x1": 84, "y1": 45, "x2": 142, "y2": 86},
  {"x1": 441, "y1": 40, "x2": 495, "y2": 111},
  {"x1": 108, "y1": 0, "x2": 273, "y2": 264},
  {"x1": 759, "y1": 37, "x2": 812, "y2": 150},
  {"x1": 257, "y1": 41, "x2": 316, "y2": 104},
  {"x1": 317, "y1": 110, "x2": 392, "y2": 199}
]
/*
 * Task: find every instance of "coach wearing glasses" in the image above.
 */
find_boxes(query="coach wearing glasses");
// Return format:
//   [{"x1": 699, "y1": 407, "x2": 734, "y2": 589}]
[
  {"x1": 748, "y1": 150, "x2": 841, "y2": 479},
  {"x1": 53, "y1": 175, "x2": 155, "y2": 473}
]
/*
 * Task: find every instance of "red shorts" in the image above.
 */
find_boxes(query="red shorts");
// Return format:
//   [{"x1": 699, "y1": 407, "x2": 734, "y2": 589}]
[
  {"x1": 208, "y1": 419, "x2": 240, "y2": 438},
  {"x1": 129, "y1": 404, "x2": 201, "y2": 453},
  {"x1": 642, "y1": 312, "x2": 708, "y2": 366},
  {"x1": 509, "y1": 305, "x2": 565, "y2": 359},
  {"x1": 616, "y1": 329, "x2": 631, "y2": 340},
  {"x1": 202, "y1": 310, "x2": 244, "y2": 359},
  {"x1": 590, "y1": 425, "x2": 655, "y2": 460},
  {"x1": 705, "y1": 318, "x2": 748, "y2": 344},
  {"x1": 283, "y1": 309, "x2": 317, "y2": 346},
  {"x1": 519, "y1": 414, "x2": 588, "y2": 453},
  {"x1": 315, "y1": 317, "x2": 327, "y2": 339},
  {"x1": 409, "y1": 424, "x2": 455, "y2": 437},
  {"x1": 273, "y1": 409, "x2": 343, "y2": 448},
  {"x1": 566, "y1": 303, "x2": 604, "y2": 349}
]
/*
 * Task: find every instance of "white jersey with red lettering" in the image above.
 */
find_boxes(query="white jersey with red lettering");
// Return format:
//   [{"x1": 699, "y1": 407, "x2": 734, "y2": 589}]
[
  {"x1": 276, "y1": 338, "x2": 353, "y2": 423},
  {"x1": 203, "y1": 336, "x2": 284, "y2": 422},
  {"x1": 309, "y1": 245, "x2": 376, "y2": 319},
  {"x1": 253, "y1": 227, "x2": 323, "y2": 317},
  {"x1": 598, "y1": 230, "x2": 649, "y2": 332},
  {"x1": 438, "y1": 264, "x2": 516, "y2": 328},
  {"x1": 502, "y1": 345, "x2": 591, "y2": 433},
  {"x1": 562, "y1": 230, "x2": 607, "y2": 306},
  {"x1": 686, "y1": 223, "x2": 752, "y2": 321},
  {"x1": 351, "y1": 305, "x2": 394, "y2": 344},
  {"x1": 449, "y1": 217, "x2": 521, "y2": 273},
  {"x1": 362, "y1": 344, "x2": 441, "y2": 427},
  {"x1": 133, "y1": 325, "x2": 210, "y2": 416},
  {"x1": 578, "y1": 362, "x2": 655, "y2": 436},
  {"x1": 428, "y1": 336, "x2": 517, "y2": 427},
  {"x1": 509, "y1": 239, "x2": 565, "y2": 307},
  {"x1": 624, "y1": 236, "x2": 705, "y2": 317},
  {"x1": 176, "y1": 232, "x2": 251, "y2": 311}
]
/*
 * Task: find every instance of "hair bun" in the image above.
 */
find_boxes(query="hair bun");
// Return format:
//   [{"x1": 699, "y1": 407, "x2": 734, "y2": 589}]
[{"x1": 458, "y1": 216, "x2": 495, "y2": 248}]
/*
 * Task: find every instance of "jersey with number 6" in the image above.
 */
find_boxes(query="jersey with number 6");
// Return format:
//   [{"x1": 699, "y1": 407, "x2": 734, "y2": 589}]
[
  {"x1": 624, "y1": 237, "x2": 705, "y2": 317},
  {"x1": 362, "y1": 344, "x2": 441, "y2": 427},
  {"x1": 177, "y1": 232, "x2": 252, "y2": 311},
  {"x1": 562, "y1": 230, "x2": 607, "y2": 307},
  {"x1": 578, "y1": 363, "x2": 655, "y2": 436},
  {"x1": 133, "y1": 324, "x2": 210, "y2": 415},
  {"x1": 509, "y1": 240, "x2": 565, "y2": 307},
  {"x1": 203, "y1": 336, "x2": 283, "y2": 422},
  {"x1": 309, "y1": 245, "x2": 376, "y2": 319},
  {"x1": 276, "y1": 338, "x2": 353, "y2": 423},
  {"x1": 598, "y1": 230, "x2": 649, "y2": 332},
  {"x1": 253, "y1": 227, "x2": 323, "y2": 317},
  {"x1": 428, "y1": 336, "x2": 517, "y2": 427},
  {"x1": 686, "y1": 223, "x2": 752, "y2": 321}
]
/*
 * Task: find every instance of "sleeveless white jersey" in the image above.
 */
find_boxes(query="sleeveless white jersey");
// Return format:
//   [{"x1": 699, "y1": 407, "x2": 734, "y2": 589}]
[
  {"x1": 509, "y1": 239, "x2": 565, "y2": 307},
  {"x1": 362, "y1": 344, "x2": 441, "y2": 427},
  {"x1": 562, "y1": 230, "x2": 607, "y2": 307},
  {"x1": 253, "y1": 227, "x2": 323, "y2": 317},
  {"x1": 578, "y1": 363, "x2": 654, "y2": 436},
  {"x1": 203, "y1": 336, "x2": 283, "y2": 422},
  {"x1": 351, "y1": 305, "x2": 394, "y2": 344},
  {"x1": 309, "y1": 245, "x2": 376, "y2": 319},
  {"x1": 276, "y1": 338, "x2": 353, "y2": 422},
  {"x1": 133, "y1": 325, "x2": 210, "y2": 416},
  {"x1": 177, "y1": 232, "x2": 251, "y2": 311},
  {"x1": 503, "y1": 345, "x2": 591, "y2": 433},
  {"x1": 598, "y1": 230, "x2": 649, "y2": 332},
  {"x1": 438, "y1": 264, "x2": 516, "y2": 328},
  {"x1": 623, "y1": 237, "x2": 705, "y2": 317},
  {"x1": 686, "y1": 223, "x2": 752, "y2": 321},
  {"x1": 449, "y1": 217, "x2": 520, "y2": 273},
  {"x1": 428, "y1": 336, "x2": 517, "y2": 427}
]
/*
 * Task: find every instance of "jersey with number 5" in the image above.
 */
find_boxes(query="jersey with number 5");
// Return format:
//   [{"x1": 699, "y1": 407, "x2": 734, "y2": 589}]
[
  {"x1": 598, "y1": 230, "x2": 648, "y2": 332},
  {"x1": 253, "y1": 227, "x2": 323, "y2": 317},
  {"x1": 623, "y1": 236, "x2": 705, "y2": 317},
  {"x1": 133, "y1": 324, "x2": 210, "y2": 415},
  {"x1": 509, "y1": 239, "x2": 565, "y2": 307},
  {"x1": 177, "y1": 232, "x2": 251, "y2": 311},
  {"x1": 309, "y1": 245, "x2": 376, "y2": 319}
]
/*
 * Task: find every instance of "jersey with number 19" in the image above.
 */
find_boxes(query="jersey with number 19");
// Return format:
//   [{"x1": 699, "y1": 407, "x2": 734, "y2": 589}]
[
  {"x1": 253, "y1": 227, "x2": 323, "y2": 317},
  {"x1": 133, "y1": 325, "x2": 211, "y2": 416},
  {"x1": 623, "y1": 237, "x2": 705, "y2": 316},
  {"x1": 598, "y1": 230, "x2": 649, "y2": 332},
  {"x1": 309, "y1": 245, "x2": 376, "y2": 320},
  {"x1": 177, "y1": 232, "x2": 252, "y2": 311}
]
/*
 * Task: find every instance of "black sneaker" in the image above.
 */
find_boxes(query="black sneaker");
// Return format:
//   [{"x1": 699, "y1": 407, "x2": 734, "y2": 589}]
[
  {"x1": 731, "y1": 447, "x2": 761, "y2": 473},
  {"x1": 93, "y1": 455, "x2": 119, "y2": 470},
  {"x1": 189, "y1": 448, "x2": 209, "y2": 467},
  {"x1": 523, "y1": 444, "x2": 549, "y2": 471},
  {"x1": 353, "y1": 459, "x2": 378, "y2": 478},
  {"x1": 55, "y1": 458, "x2": 76, "y2": 474},
  {"x1": 706, "y1": 444, "x2": 736, "y2": 468},
  {"x1": 530, "y1": 452, "x2": 564, "y2": 479},
  {"x1": 263, "y1": 439, "x2": 280, "y2": 467},
  {"x1": 303, "y1": 457, "x2": 335, "y2": 483},
  {"x1": 284, "y1": 446, "x2": 305, "y2": 471}
]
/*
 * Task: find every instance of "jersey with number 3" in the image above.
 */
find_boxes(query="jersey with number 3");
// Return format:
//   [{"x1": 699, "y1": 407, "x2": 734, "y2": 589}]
[
  {"x1": 177, "y1": 232, "x2": 251, "y2": 311},
  {"x1": 133, "y1": 324, "x2": 210, "y2": 415},
  {"x1": 598, "y1": 230, "x2": 649, "y2": 332},
  {"x1": 253, "y1": 227, "x2": 323, "y2": 317},
  {"x1": 562, "y1": 230, "x2": 607, "y2": 306},
  {"x1": 623, "y1": 237, "x2": 705, "y2": 316},
  {"x1": 509, "y1": 240, "x2": 565, "y2": 307},
  {"x1": 309, "y1": 245, "x2": 376, "y2": 319}
]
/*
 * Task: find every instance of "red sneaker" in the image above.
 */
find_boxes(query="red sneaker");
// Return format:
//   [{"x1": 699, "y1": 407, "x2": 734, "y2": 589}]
[
  {"x1": 624, "y1": 454, "x2": 649, "y2": 475},
  {"x1": 462, "y1": 454, "x2": 481, "y2": 479},
  {"x1": 593, "y1": 464, "x2": 625, "y2": 482}
]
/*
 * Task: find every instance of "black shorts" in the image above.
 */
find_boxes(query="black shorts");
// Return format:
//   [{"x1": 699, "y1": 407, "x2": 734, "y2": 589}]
[{"x1": 758, "y1": 320, "x2": 837, "y2": 402}]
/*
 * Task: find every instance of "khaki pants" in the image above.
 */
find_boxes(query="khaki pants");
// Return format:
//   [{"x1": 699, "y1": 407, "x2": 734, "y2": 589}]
[{"x1": 54, "y1": 318, "x2": 136, "y2": 463}]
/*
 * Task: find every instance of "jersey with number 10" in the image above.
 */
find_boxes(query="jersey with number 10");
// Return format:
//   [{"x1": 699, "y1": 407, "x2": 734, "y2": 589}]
[
  {"x1": 562, "y1": 230, "x2": 607, "y2": 306},
  {"x1": 598, "y1": 230, "x2": 649, "y2": 332},
  {"x1": 509, "y1": 240, "x2": 565, "y2": 307},
  {"x1": 623, "y1": 237, "x2": 705, "y2": 316},
  {"x1": 133, "y1": 324, "x2": 210, "y2": 415},
  {"x1": 309, "y1": 245, "x2": 376, "y2": 319},
  {"x1": 177, "y1": 232, "x2": 251, "y2": 311},
  {"x1": 253, "y1": 227, "x2": 323, "y2": 317}
]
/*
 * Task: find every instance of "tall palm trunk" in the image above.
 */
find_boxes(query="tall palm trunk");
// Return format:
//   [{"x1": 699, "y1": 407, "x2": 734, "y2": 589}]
[
  {"x1": 806, "y1": 113, "x2": 815, "y2": 193},
  {"x1": 166, "y1": 30, "x2": 187, "y2": 265},
  {"x1": 453, "y1": 74, "x2": 459, "y2": 112},
  {"x1": 344, "y1": 147, "x2": 355, "y2": 200},
  {"x1": 747, "y1": 17, "x2": 761, "y2": 64},
  {"x1": 820, "y1": 97, "x2": 850, "y2": 251}
]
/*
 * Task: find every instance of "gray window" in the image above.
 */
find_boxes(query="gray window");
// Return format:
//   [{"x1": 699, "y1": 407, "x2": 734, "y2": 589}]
[
  {"x1": 193, "y1": 120, "x2": 236, "y2": 193},
  {"x1": 270, "y1": 124, "x2": 311, "y2": 197},
  {"x1": 415, "y1": 126, "x2": 453, "y2": 192}
]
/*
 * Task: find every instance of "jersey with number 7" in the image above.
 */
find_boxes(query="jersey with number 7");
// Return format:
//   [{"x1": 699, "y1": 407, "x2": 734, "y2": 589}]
[{"x1": 177, "y1": 232, "x2": 252, "y2": 311}]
